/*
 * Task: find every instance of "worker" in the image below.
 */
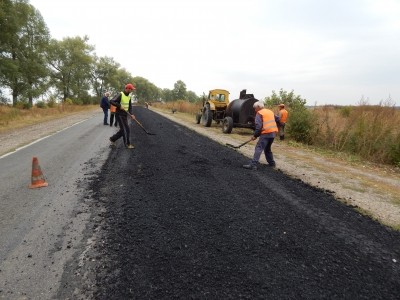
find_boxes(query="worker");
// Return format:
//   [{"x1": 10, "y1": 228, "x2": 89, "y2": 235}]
[
  {"x1": 100, "y1": 91, "x2": 110, "y2": 125},
  {"x1": 277, "y1": 103, "x2": 288, "y2": 140},
  {"x1": 109, "y1": 83, "x2": 136, "y2": 149},
  {"x1": 109, "y1": 103, "x2": 118, "y2": 127},
  {"x1": 243, "y1": 101, "x2": 278, "y2": 170}
]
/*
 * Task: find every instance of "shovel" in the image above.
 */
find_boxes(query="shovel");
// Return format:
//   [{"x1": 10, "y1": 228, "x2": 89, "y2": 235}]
[
  {"x1": 127, "y1": 112, "x2": 156, "y2": 135},
  {"x1": 226, "y1": 138, "x2": 253, "y2": 149}
]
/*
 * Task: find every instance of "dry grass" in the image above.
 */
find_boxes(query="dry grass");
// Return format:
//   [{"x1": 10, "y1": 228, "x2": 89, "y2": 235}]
[
  {"x1": 312, "y1": 105, "x2": 400, "y2": 165},
  {"x1": 152, "y1": 101, "x2": 202, "y2": 115},
  {"x1": 0, "y1": 104, "x2": 98, "y2": 134}
]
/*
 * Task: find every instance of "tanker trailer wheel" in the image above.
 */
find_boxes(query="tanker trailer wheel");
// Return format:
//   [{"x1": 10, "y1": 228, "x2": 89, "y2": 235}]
[
  {"x1": 195, "y1": 112, "x2": 201, "y2": 124},
  {"x1": 202, "y1": 107, "x2": 213, "y2": 127},
  {"x1": 222, "y1": 116, "x2": 233, "y2": 133}
]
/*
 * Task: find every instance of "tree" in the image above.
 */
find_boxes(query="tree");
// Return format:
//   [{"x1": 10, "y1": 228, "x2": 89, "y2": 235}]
[
  {"x1": 161, "y1": 88, "x2": 174, "y2": 102},
  {"x1": 0, "y1": 0, "x2": 17, "y2": 104},
  {"x1": 46, "y1": 36, "x2": 94, "y2": 102},
  {"x1": 0, "y1": 0, "x2": 14, "y2": 54},
  {"x1": 91, "y1": 56, "x2": 120, "y2": 98},
  {"x1": 264, "y1": 88, "x2": 307, "y2": 109},
  {"x1": 107, "y1": 68, "x2": 135, "y2": 97},
  {"x1": 172, "y1": 80, "x2": 187, "y2": 101},
  {"x1": 18, "y1": 5, "x2": 50, "y2": 105},
  {"x1": 186, "y1": 90, "x2": 200, "y2": 103},
  {"x1": 132, "y1": 76, "x2": 160, "y2": 103},
  {"x1": 0, "y1": 0, "x2": 50, "y2": 106}
]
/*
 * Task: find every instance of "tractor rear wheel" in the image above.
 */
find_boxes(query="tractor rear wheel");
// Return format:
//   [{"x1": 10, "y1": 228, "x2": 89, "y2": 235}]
[
  {"x1": 202, "y1": 107, "x2": 213, "y2": 127},
  {"x1": 222, "y1": 116, "x2": 233, "y2": 133}
]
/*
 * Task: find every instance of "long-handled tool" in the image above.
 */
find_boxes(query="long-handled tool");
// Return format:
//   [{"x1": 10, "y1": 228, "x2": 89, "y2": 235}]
[
  {"x1": 134, "y1": 118, "x2": 156, "y2": 135},
  {"x1": 127, "y1": 111, "x2": 156, "y2": 135},
  {"x1": 226, "y1": 138, "x2": 253, "y2": 149}
]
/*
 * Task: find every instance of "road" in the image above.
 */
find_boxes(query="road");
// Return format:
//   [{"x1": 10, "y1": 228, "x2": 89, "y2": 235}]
[
  {"x1": 0, "y1": 115, "x2": 110, "y2": 299},
  {"x1": 1, "y1": 107, "x2": 400, "y2": 299}
]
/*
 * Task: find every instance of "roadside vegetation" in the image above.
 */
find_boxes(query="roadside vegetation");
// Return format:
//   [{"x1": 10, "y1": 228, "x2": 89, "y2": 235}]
[
  {"x1": 153, "y1": 93, "x2": 400, "y2": 167},
  {"x1": 0, "y1": 102, "x2": 97, "y2": 134}
]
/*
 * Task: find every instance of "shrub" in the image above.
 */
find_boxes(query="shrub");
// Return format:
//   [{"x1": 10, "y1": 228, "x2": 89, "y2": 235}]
[
  {"x1": 287, "y1": 107, "x2": 316, "y2": 144},
  {"x1": 264, "y1": 88, "x2": 307, "y2": 109},
  {"x1": 15, "y1": 101, "x2": 32, "y2": 109},
  {"x1": 71, "y1": 98, "x2": 83, "y2": 105},
  {"x1": 35, "y1": 101, "x2": 47, "y2": 108},
  {"x1": 339, "y1": 106, "x2": 352, "y2": 117},
  {"x1": 47, "y1": 97, "x2": 57, "y2": 108}
]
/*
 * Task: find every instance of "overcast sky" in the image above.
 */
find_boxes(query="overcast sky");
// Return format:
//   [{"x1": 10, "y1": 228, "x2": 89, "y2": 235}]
[{"x1": 29, "y1": 0, "x2": 400, "y2": 106}]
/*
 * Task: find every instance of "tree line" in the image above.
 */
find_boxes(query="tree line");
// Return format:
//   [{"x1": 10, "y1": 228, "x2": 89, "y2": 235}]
[{"x1": 0, "y1": 0, "x2": 200, "y2": 106}]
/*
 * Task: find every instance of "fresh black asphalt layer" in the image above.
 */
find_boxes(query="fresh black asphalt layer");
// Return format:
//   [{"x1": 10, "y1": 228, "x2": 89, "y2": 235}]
[{"x1": 59, "y1": 107, "x2": 400, "y2": 299}]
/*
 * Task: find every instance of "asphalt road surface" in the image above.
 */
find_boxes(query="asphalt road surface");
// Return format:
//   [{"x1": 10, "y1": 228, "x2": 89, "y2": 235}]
[{"x1": 1, "y1": 107, "x2": 400, "y2": 299}]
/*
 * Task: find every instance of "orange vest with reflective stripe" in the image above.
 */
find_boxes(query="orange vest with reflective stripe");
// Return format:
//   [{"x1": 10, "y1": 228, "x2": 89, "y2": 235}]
[
  {"x1": 110, "y1": 104, "x2": 116, "y2": 113},
  {"x1": 258, "y1": 108, "x2": 278, "y2": 134},
  {"x1": 279, "y1": 109, "x2": 288, "y2": 123}
]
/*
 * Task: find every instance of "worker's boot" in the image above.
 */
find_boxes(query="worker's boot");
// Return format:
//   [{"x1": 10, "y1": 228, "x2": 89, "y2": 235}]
[
  {"x1": 266, "y1": 153, "x2": 276, "y2": 168},
  {"x1": 280, "y1": 135, "x2": 284, "y2": 141},
  {"x1": 243, "y1": 163, "x2": 257, "y2": 170}
]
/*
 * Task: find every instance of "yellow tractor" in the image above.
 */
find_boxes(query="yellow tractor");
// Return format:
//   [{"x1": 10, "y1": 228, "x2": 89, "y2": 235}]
[
  {"x1": 196, "y1": 89, "x2": 230, "y2": 127},
  {"x1": 196, "y1": 89, "x2": 258, "y2": 134}
]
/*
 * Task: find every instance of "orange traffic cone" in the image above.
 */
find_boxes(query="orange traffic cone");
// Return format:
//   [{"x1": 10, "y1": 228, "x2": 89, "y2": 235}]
[{"x1": 29, "y1": 157, "x2": 48, "y2": 189}]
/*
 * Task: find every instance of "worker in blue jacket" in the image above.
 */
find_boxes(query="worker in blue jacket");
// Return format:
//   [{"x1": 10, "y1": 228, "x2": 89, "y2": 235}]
[{"x1": 100, "y1": 91, "x2": 110, "y2": 125}]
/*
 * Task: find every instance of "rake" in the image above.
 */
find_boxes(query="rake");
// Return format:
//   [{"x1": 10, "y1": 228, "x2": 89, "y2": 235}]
[{"x1": 226, "y1": 138, "x2": 253, "y2": 149}]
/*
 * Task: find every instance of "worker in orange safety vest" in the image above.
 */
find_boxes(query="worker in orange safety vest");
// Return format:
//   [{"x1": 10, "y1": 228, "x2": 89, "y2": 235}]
[
  {"x1": 109, "y1": 103, "x2": 118, "y2": 127},
  {"x1": 277, "y1": 103, "x2": 288, "y2": 140},
  {"x1": 243, "y1": 101, "x2": 279, "y2": 170}
]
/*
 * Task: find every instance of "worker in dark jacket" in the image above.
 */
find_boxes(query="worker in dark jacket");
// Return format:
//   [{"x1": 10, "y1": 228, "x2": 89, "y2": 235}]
[
  {"x1": 100, "y1": 91, "x2": 110, "y2": 125},
  {"x1": 243, "y1": 101, "x2": 279, "y2": 170},
  {"x1": 109, "y1": 83, "x2": 136, "y2": 149}
]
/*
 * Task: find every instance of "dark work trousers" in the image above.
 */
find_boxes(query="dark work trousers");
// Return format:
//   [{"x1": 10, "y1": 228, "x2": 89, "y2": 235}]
[
  {"x1": 278, "y1": 123, "x2": 286, "y2": 139},
  {"x1": 109, "y1": 113, "x2": 118, "y2": 127},
  {"x1": 251, "y1": 134, "x2": 276, "y2": 166},
  {"x1": 102, "y1": 108, "x2": 109, "y2": 125},
  {"x1": 110, "y1": 113, "x2": 131, "y2": 146}
]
